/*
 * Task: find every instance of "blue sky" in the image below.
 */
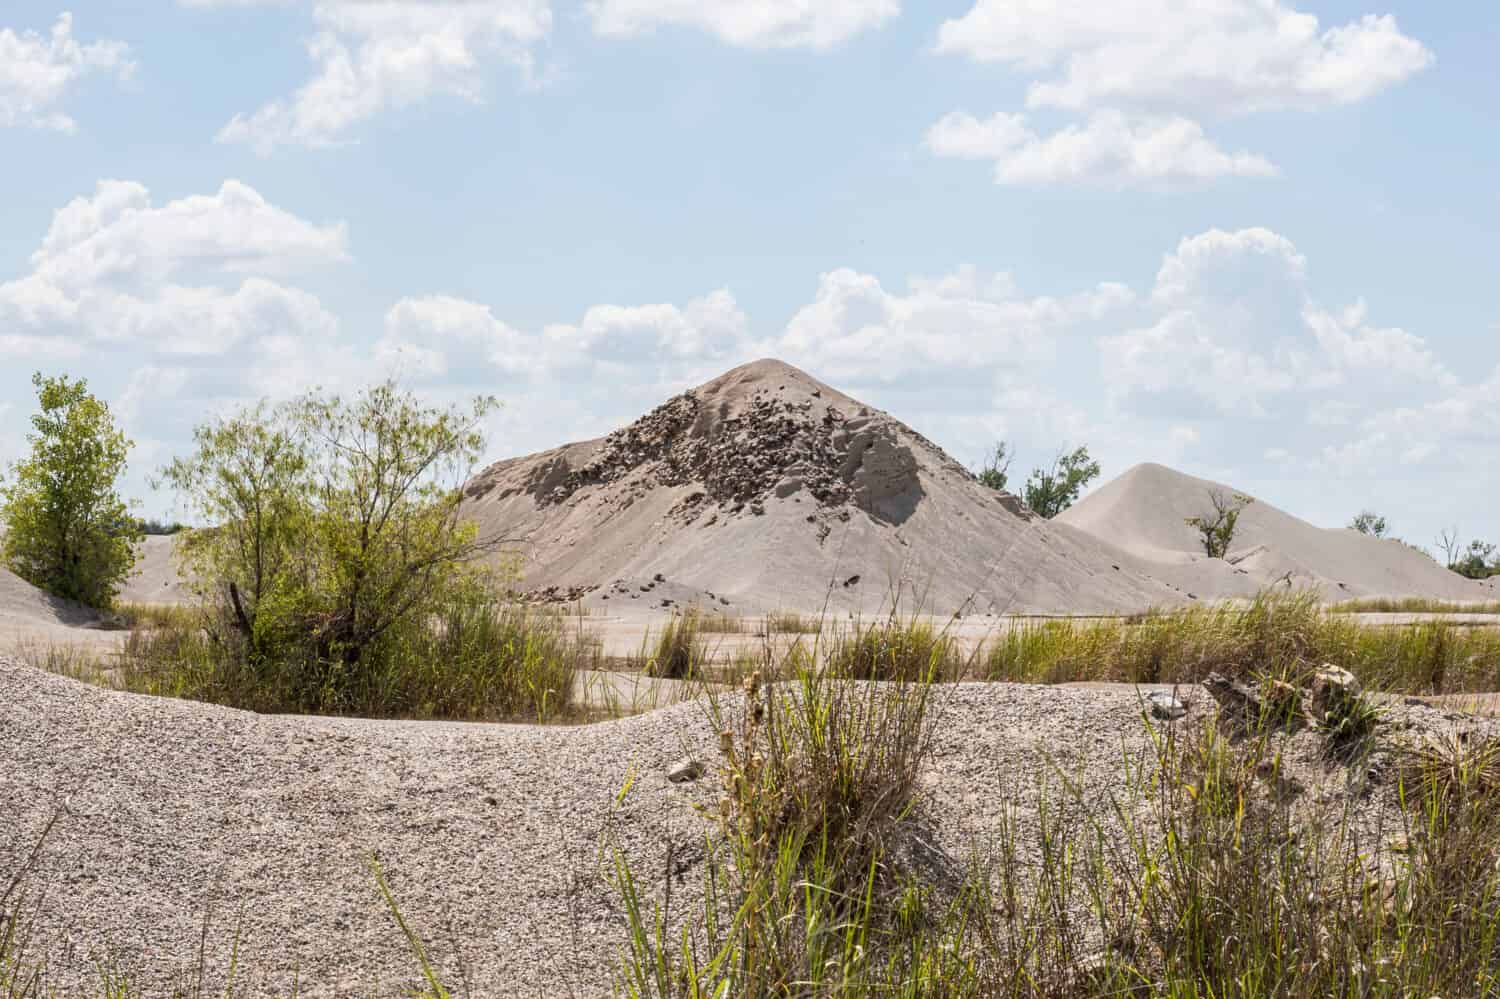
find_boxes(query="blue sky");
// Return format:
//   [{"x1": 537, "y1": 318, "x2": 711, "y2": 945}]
[{"x1": 1, "y1": 1, "x2": 1497, "y2": 551}]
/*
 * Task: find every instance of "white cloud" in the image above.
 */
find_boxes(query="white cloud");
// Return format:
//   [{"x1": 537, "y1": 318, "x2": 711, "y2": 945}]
[
  {"x1": 0, "y1": 13, "x2": 133, "y2": 133},
  {"x1": 546, "y1": 289, "x2": 749, "y2": 363},
  {"x1": 925, "y1": 110, "x2": 1277, "y2": 188},
  {"x1": 0, "y1": 179, "x2": 347, "y2": 356},
  {"x1": 1103, "y1": 227, "x2": 1461, "y2": 429},
  {"x1": 21, "y1": 179, "x2": 349, "y2": 293},
  {"x1": 209, "y1": 1, "x2": 553, "y2": 153},
  {"x1": 378, "y1": 296, "x2": 538, "y2": 379},
  {"x1": 773, "y1": 264, "x2": 1132, "y2": 383},
  {"x1": 587, "y1": 0, "x2": 897, "y2": 48},
  {"x1": 372, "y1": 288, "x2": 752, "y2": 389},
  {"x1": 935, "y1": 0, "x2": 1432, "y2": 115},
  {"x1": 1151, "y1": 227, "x2": 1306, "y2": 306}
]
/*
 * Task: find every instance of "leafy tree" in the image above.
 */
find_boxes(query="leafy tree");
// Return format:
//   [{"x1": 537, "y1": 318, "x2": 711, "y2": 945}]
[
  {"x1": 1022, "y1": 446, "x2": 1101, "y2": 519},
  {"x1": 1349, "y1": 511, "x2": 1388, "y2": 538},
  {"x1": 160, "y1": 381, "x2": 508, "y2": 703},
  {"x1": 1452, "y1": 540, "x2": 1500, "y2": 580},
  {"x1": 1185, "y1": 489, "x2": 1254, "y2": 559},
  {"x1": 136, "y1": 518, "x2": 186, "y2": 536},
  {"x1": 976, "y1": 441, "x2": 1014, "y2": 492},
  {"x1": 0, "y1": 373, "x2": 140, "y2": 607}
]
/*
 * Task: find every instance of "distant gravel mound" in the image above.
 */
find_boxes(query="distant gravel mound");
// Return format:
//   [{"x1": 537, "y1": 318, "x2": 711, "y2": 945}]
[
  {"x1": 462, "y1": 359, "x2": 1185, "y2": 615},
  {"x1": 1056, "y1": 462, "x2": 1500, "y2": 603},
  {"x1": 0, "y1": 560, "x2": 103, "y2": 626},
  {"x1": 119, "y1": 535, "x2": 193, "y2": 606}
]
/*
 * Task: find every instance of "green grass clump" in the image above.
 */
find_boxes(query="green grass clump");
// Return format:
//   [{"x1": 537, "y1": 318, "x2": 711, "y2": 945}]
[
  {"x1": 984, "y1": 589, "x2": 1500, "y2": 694},
  {"x1": 614, "y1": 658, "x2": 950, "y2": 996},
  {"x1": 763, "y1": 611, "x2": 820, "y2": 635},
  {"x1": 113, "y1": 601, "x2": 199, "y2": 631},
  {"x1": 1331, "y1": 596, "x2": 1500, "y2": 615},
  {"x1": 824, "y1": 616, "x2": 965, "y2": 682},
  {"x1": 641, "y1": 611, "x2": 709, "y2": 680},
  {"x1": 114, "y1": 585, "x2": 596, "y2": 723}
]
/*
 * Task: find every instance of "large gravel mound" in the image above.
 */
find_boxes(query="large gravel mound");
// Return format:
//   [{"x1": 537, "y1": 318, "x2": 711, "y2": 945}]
[
  {"x1": 1057, "y1": 462, "x2": 1500, "y2": 603},
  {"x1": 461, "y1": 359, "x2": 1185, "y2": 615}
]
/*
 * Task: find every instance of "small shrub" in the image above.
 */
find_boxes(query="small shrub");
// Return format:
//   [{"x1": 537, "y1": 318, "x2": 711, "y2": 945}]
[
  {"x1": 642, "y1": 611, "x2": 708, "y2": 680},
  {"x1": 825, "y1": 617, "x2": 964, "y2": 682},
  {"x1": 1185, "y1": 488, "x2": 1254, "y2": 559}
]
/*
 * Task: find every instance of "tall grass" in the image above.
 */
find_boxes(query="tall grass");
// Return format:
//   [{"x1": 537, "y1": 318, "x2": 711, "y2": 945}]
[
  {"x1": 1330, "y1": 596, "x2": 1500, "y2": 615},
  {"x1": 824, "y1": 615, "x2": 967, "y2": 682},
  {"x1": 113, "y1": 587, "x2": 598, "y2": 722},
  {"x1": 762, "y1": 611, "x2": 820, "y2": 635},
  {"x1": 640, "y1": 611, "x2": 710, "y2": 680},
  {"x1": 611, "y1": 654, "x2": 1500, "y2": 996},
  {"x1": 985, "y1": 590, "x2": 1500, "y2": 694}
]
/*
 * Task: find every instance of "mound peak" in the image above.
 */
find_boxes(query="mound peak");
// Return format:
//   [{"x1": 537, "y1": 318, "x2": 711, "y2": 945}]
[
  {"x1": 1059, "y1": 462, "x2": 1498, "y2": 602},
  {"x1": 461, "y1": 361, "x2": 1185, "y2": 614}
]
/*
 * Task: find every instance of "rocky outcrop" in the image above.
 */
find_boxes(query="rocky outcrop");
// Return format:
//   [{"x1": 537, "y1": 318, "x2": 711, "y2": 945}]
[{"x1": 520, "y1": 382, "x2": 924, "y2": 525}]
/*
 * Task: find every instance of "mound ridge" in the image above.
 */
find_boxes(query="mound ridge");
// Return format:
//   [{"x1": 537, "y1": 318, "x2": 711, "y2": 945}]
[
  {"x1": 462, "y1": 359, "x2": 1182, "y2": 614},
  {"x1": 1058, "y1": 462, "x2": 1499, "y2": 602}
]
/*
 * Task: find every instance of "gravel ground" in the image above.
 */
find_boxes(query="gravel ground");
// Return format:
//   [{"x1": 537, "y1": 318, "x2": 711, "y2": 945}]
[{"x1": 4, "y1": 657, "x2": 1489, "y2": 997}]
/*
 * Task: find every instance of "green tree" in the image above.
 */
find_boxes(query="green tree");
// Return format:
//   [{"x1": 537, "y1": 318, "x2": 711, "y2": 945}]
[
  {"x1": 1349, "y1": 511, "x2": 1388, "y2": 537},
  {"x1": 0, "y1": 373, "x2": 140, "y2": 607},
  {"x1": 1185, "y1": 489, "x2": 1254, "y2": 559},
  {"x1": 1452, "y1": 540, "x2": 1499, "y2": 580},
  {"x1": 1022, "y1": 446, "x2": 1101, "y2": 518},
  {"x1": 976, "y1": 441, "x2": 1013, "y2": 492},
  {"x1": 160, "y1": 380, "x2": 508, "y2": 702}
]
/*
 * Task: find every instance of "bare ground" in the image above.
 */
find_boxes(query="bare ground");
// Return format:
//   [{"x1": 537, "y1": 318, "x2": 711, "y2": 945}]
[{"x1": 6, "y1": 655, "x2": 1493, "y2": 997}]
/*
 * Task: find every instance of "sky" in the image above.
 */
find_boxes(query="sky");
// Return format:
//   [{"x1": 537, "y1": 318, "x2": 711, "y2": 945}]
[{"x1": 0, "y1": 1, "x2": 1497, "y2": 550}]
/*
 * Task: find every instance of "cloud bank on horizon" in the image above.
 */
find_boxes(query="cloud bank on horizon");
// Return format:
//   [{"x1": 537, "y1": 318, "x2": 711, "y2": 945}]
[{"x1": 1, "y1": 0, "x2": 1496, "y2": 550}]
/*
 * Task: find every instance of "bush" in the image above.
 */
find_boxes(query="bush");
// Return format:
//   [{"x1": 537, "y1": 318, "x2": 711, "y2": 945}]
[
  {"x1": 157, "y1": 380, "x2": 514, "y2": 709},
  {"x1": 1021, "y1": 445, "x2": 1100, "y2": 518},
  {"x1": 114, "y1": 582, "x2": 593, "y2": 721},
  {"x1": 0, "y1": 373, "x2": 140, "y2": 608},
  {"x1": 1185, "y1": 487, "x2": 1254, "y2": 559}
]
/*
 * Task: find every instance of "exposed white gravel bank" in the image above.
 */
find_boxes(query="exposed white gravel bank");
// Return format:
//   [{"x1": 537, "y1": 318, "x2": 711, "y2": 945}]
[{"x1": 3, "y1": 656, "x2": 1485, "y2": 996}]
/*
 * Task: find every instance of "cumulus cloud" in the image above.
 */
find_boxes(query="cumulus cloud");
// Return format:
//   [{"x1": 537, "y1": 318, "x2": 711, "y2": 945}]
[
  {"x1": 377, "y1": 296, "x2": 539, "y2": 380},
  {"x1": 0, "y1": 13, "x2": 133, "y2": 133},
  {"x1": 206, "y1": 1, "x2": 553, "y2": 153},
  {"x1": 1102, "y1": 227, "x2": 1461, "y2": 432},
  {"x1": 0, "y1": 179, "x2": 348, "y2": 354},
  {"x1": 772, "y1": 264, "x2": 1133, "y2": 384},
  {"x1": 935, "y1": 0, "x2": 1432, "y2": 114},
  {"x1": 924, "y1": 110, "x2": 1278, "y2": 187},
  {"x1": 545, "y1": 289, "x2": 750, "y2": 364},
  {"x1": 586, "y1": 0, "x2": 898, "y2": 48}
]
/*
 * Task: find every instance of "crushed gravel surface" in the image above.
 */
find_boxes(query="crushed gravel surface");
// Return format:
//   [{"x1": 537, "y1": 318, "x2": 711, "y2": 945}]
[{"x1": 4, "y1": 656, "x2": 1492, "y2": 996}]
